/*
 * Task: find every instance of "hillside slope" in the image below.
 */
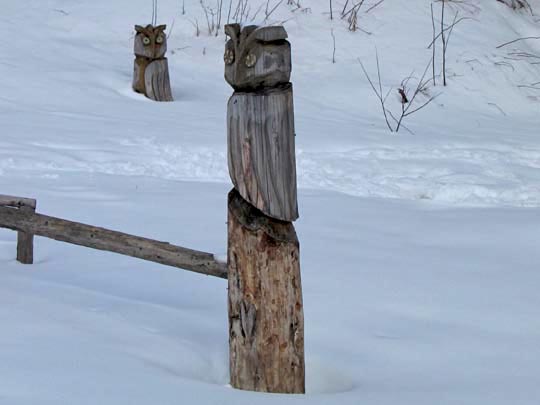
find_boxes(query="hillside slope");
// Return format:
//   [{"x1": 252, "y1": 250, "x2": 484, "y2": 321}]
[{"x1": 1, "y1": 1, "x2": 539, "y2": 404}]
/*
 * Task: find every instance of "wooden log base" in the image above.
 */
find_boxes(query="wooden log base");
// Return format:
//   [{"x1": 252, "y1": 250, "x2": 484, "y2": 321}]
[{"x1": 227, "y1": 189, "x2": 305, "y2": 393}]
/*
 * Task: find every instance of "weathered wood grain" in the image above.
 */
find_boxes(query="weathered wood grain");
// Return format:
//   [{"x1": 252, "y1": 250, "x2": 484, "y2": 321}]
[
  {"x1": 227, "y1": 189, "x2": 305, "y2": 393},
  {"x1": 0, "y1": 195, "x2": 37, "y2": 264},
  {"x1": 0, "y1": 206, "x2": 226, "y2": 279},
  {"x1": 224, "y1": 25, "x2": 291, "y2": 91},
  {"x1": 254, "y1": 26, "x2": 288, "y2": 42},
  {"x1": 227, "y1": 84, "x2": 298, "y2": 221},
  {"x1": 132, "y1": 24, "x2": 172, "y2": 102},
  {"x1": 133, "y1": 56, "x2": 150, "y2": 95},
  {"x1": 16, "y1": 205, "x2": 34, "y2": 264},
  {"x1": 145, "y1": 58, "x2": 173, "y2": 102},
  {"x1": 0, "y1": 195, "x2": 37, "y2": 209}
]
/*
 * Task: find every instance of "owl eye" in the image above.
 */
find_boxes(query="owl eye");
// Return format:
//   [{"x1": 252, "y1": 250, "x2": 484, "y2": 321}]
[
  {"x1": 245, "y1": 53, "x2": 257, "y2": 68},
  {"x1": 224, "y1": 49, "x2": 235, "y2": 65},
  {"x1": 142, "y1": 36, "x2": 151, "y2": 46},
  {"x1": 156, "y1": 35, "x2": 164, "y2": 44}
]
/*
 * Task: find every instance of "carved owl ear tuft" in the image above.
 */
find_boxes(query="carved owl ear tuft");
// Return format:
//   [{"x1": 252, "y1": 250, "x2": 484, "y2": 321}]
[
  {"x1": 155, "y1": 24, "x2": 167, "y2": 32},
  {"x1": 135, "y1": 25, "x2": 145, "y2": 33},
  {"x1": 225, "y1": 23, "x2": 241, "y2": 40},
  {"x1": 239, "y1": 25, "x2": 258, "y2": 45}
]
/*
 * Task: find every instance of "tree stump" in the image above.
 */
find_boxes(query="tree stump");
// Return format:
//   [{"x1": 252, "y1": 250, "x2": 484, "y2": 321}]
[
  {"x1": 227, "y1": 189, "x2": 304, "y2": 393},
  {"x1": 132, "y1": 24, "x2": 173, "y2": 102},
  {"x1": 225, "y1": 24, "x2": 305, "y2": 394}
]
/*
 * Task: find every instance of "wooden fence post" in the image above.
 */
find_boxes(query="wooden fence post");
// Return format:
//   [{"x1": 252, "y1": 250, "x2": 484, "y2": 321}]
[
  {"x1": 16, "y1": 205, "x2": 35, "y2": 264},
  {"x1": 0, "y1": 195, "x2": 37, "y2": 265},
  {"x1": 224, "y1": 24, "x2": 305, "y2": 394},
  {"x1": 133, "y1": 24, "x2": 173, "y2": 102}
]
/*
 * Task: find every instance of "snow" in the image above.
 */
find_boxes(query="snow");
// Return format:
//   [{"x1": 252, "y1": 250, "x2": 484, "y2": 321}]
[{"x1": 1, "y1": 0, "x2": 540, "y2": 403}]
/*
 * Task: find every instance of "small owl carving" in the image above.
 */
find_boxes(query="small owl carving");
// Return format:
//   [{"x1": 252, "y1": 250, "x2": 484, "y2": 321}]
[
  {"x1": 133, "y1": 24, "x2": 173, "y2": 102},
  {"x1": 224, "y1": 24, "x2": 291, "y2": 91}
]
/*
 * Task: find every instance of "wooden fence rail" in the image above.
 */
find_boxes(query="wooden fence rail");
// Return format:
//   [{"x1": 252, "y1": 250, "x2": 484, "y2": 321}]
[
  {"x1": 0, "y1": 195, "x2": 227, "y2": 279},
  {"x1": 0, "y1": 195, "x2": 37, "y2": 209}
]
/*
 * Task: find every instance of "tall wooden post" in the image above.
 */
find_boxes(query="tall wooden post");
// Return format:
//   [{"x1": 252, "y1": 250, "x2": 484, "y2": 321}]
[{"x1": 224, "y1": 24, "x2": 305, "y2": 394}]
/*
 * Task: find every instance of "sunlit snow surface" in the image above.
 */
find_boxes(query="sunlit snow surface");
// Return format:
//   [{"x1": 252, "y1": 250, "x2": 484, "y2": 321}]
[{"x1": 1, "y1": 0, "x2": 539, "y2": 404}]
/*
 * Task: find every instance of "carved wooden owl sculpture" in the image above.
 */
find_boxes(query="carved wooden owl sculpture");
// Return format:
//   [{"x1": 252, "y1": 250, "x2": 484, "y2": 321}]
[
  {"x1": 225, "y1": 24, "x2": 298, "y2": 222},
  {"x1": 133, "y1": 24, "x2": 173, "y2": 102},
  {"x1": 224, "y1": 24, "x2": 291, "y2": 91}
]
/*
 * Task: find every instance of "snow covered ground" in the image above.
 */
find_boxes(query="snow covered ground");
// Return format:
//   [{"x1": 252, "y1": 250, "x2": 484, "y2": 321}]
[{"x1": 1, "y1": 0, "x2": 539, "y2": 403}]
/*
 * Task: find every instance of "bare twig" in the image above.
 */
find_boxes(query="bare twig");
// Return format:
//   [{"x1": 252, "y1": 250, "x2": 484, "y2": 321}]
[
  {"x1": 440, "y1": 0, "x2": 447, "y2": 85},
  {"x1": 152, "y1": 0, "x2": 158, "y2": 25},
  {"x1": 496, "y1": 0, "x2": 534, "y2": 15},
  {"x1": 395, "y1": 60, "x2": 439, "y2": 131},
  {"x1": 428, "y1": 1, "x2": 470, "y2": 87},
  {"x1": 488, "y1": 103, "x2": 507, "y2": 116},
  {"x1": 189, "y1": 18, "x2": 200, "y2": 36},
  {"x1": 496, "y1": 36, "x2": 540, "y2": 49},
  {"x1": 167, "y1": 18, "x2": 176, "y2": 39},
  {"x1": 341, "y1": 0, "x2": 350, "y2": 17},
  {"x1": 359, "y1": 52, "x2": 394, "y2": 132},
  {"x1": 331, "y1": 29, "x2": 336, "y2": 63},
  {"x1": 264, "y1": 0, "x2": 284, "y2": 22},
  {"x1": 426, "y1": 16, "x2": 471, "y2": 49},
  {"x1": 360, "y1": 55, "x2": 440, "y2": 133},
  {"x1": 227, "y1": 0, "x2": 233, "y2": 24},
  {"x1": 216, "y1": 0, "x2": 224, "y2": 36},
  {"x1": 518, "y1": 85, "x2": 540, "y2": 90},
  {"x1": 365, "y1": 0, "x2": 385, "y2": 14},
  {"x1": 431, "y1": 3, "x2": 436, "y2": 85}
]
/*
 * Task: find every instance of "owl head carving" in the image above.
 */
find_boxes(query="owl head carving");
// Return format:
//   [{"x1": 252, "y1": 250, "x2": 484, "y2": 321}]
[
  {"x1": 134, "y1": 24, "x2": 167, "y2": 59},
  {"x1": 224, "y1": 24, "x2": 291, "y2": 91}
]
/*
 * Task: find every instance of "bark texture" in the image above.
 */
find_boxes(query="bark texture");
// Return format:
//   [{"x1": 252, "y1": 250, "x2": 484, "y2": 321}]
[
  {"x1": 227, "y1": 189, "x2": 305, "y2": 393},
  {"x1": 227, "y1": 84, "x2": 298, "y2": 222}
]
